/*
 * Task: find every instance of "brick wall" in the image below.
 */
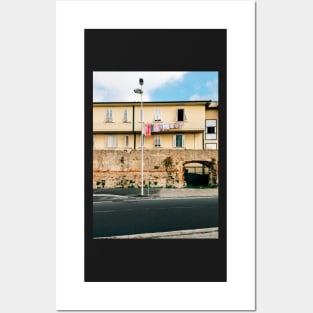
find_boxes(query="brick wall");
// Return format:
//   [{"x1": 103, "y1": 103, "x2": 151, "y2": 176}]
[{"x1": 93, "y1": 149, "x2": 218, "y2": 189}]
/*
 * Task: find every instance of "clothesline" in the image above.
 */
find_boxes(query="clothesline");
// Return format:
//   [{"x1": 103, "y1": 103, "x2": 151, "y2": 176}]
[{"x1": 144, "y1": 122, "x2": 184, "y2": 136}]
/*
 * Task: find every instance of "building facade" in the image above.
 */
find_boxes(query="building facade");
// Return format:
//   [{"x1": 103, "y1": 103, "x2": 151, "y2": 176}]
[
  {"x1": 93, "y1": 100, "x2": 219, "y2": 189},
  {"x1": 93, "y1": 100, "x2": 218, "y2": 151}
]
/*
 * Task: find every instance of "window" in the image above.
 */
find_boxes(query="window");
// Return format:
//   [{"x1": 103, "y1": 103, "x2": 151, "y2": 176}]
[
  {"x1": 207, "y1": 127, "x2": 215, "y2": 134},
  {"x1": 139, "y1": 135, "x2": 145, "y2": 147},
  {"x1": 105, "y1": 109, "x2": 113, "y2": 122},
  {"x1": 154, "y1": 135, "x2": 161, "y2": 147},
  {"x1": 154, "y1": 108, "x2": 162, "y2": 121},
  {"x1": 123, "y1": 109, "x2": 128, "y2": 122},
  {"x1": 125, "y1": 135, "x2": 130, "y2": 147},
  {"x1": 205, "y1": 119, "x2": 217, "y2": 139},
  {"x1": 205, "y1": 143, "x2": 217, "y2": 150},
  {"x1": 173, "y1": 134, "x2": 185, "y2": 147},
  {"x1": 177, "y1": 108, "x2": 185, "y2": 121},
  {"x1": 107, "y1": 135, "x2": 117, "y2": 147}
]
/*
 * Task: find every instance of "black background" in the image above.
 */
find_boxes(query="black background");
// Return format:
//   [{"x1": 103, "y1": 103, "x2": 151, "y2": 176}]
[{"x1": 85, "y1": 29, "x2": 227, "y2": 282}]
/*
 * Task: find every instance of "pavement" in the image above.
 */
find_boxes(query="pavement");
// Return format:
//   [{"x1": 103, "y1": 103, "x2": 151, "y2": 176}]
[
  {"x1": 93, "y1": 187, "x2": 218, "y2": 200},
  {"x1": 93, "y1": 187, "x2": 219, "y2": 239}
]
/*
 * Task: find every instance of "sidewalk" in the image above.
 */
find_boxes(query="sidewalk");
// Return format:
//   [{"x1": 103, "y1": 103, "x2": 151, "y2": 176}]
[
  {"x1": 159, "y1": 187, "x2": 218, "y2": 198},
  {"x1": 93, "y1": 187, "x2": 218, "y2": 199},
  {"x1": 95, "y1": 227, "x2": 219, "y2": 239}
]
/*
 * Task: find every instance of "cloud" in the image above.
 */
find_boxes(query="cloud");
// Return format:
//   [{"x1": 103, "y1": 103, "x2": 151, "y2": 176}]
[
  {"x1": 206, "y1": 79, "x2": 218, "y2": 91},
  {"x1": 93, "y1": 72, "x2": 187, "y2": 102},
  {"x1": 189, "y1": 92, "x2": 218, "y2": 101},
  {"x1": 189, "y1": 79, "x2": 218, "y2": 101}
]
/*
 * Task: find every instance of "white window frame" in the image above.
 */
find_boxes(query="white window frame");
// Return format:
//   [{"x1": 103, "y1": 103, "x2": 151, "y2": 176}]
[
  {"x1": 154, "y1": 108, "x2": 162, "y2": 122},
  {"x1": 105, "y1": 109, "x2": 113, "y2": 122},
  {"x1": 123, "y1": 109, "x2": 128, "y2": 122},
  {"x1": 154, "y1": 135, "x2": 161, "y2": 147},
  {"x1": 125, "y1": 135, "x2": 130, "y2": 147},
  {"x1": 139, "y1": 135, "x2": 145, "y2": 147},
  {"x1": 173, "y1": 134, "x2": 185, "y2": 148},
  {"x1": 205, "y1": 143, "x2": 217, "y2": 150},
  {"x1": 107, "y1": 135, "x2": 118, "y2": 148},
  {"x1": 205, "y1": 119, "x2": 217, "y2": 140}
]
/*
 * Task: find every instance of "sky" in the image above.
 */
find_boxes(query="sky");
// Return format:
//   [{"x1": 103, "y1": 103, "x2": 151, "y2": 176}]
[{"x1": 93, "y1": 71, "x2": 218, "y2": 102}]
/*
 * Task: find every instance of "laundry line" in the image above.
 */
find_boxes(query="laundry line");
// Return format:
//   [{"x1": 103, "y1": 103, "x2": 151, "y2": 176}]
[{"x1": 143, "y1": 122, "x2": 184, "y2": 136}]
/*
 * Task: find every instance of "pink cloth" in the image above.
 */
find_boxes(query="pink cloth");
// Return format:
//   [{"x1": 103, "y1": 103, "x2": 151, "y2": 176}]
[{"x1": 144, "y1": 124, "x2": 151, "y2": 136}]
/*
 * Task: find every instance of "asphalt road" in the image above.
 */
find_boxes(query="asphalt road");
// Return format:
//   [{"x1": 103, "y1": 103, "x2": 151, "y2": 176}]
[{"x1": 93, "y1": 197, "x2": 218, "y2": 237}]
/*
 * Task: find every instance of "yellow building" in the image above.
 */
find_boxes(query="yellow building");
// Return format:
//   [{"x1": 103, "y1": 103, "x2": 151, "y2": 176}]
[{"x1": 93, "y1": 100, "x2": 218, "y2": 151}]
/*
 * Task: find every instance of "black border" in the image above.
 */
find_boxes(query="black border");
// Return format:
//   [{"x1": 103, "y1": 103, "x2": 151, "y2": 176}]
[{"x1": 85, "y1": 29, "x2": 227, "y2": 282}]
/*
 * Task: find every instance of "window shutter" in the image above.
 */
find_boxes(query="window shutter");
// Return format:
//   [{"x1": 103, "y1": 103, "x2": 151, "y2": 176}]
[
  {"x1": 159, "y1": 109, "x2": 162, "y2": 121},
  {"x1": 182, "y1": 135, "x2": 185, "y2": 147},
  {"x1": 124, "y1": 109, "x2": 127, "y2": 122},
  {"x1": 173, "y1": 135, "x2": 176, "y2": 147},
  {"x1": 106, "y1": 109, "x2": 113, "y2": 122}
]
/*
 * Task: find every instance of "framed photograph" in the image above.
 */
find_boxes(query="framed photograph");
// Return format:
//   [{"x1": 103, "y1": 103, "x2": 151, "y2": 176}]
[
  {"x1": 85, "y1": 31, "x2": 226, "y2": 283},
  {"x1": 57, "y1": 1, "x2": 255, "y2": 310}
]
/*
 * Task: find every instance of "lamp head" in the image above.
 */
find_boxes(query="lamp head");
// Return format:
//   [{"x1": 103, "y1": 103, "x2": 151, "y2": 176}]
[
  {"x1": 134, "y1": 88, "x2": 143, "y2": 94},
  {"x1": 139, "y1": 78, "x2": 144, "y2": 86}
]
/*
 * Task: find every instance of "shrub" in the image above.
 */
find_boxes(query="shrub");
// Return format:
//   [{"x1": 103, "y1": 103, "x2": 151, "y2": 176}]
[{"x1": 163, "y1": 156, "x2": 173, "y2": 171}]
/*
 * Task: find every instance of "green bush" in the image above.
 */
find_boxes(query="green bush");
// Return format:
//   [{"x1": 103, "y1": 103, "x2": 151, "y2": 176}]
[{"x1": 163, "y1": 156, "x2": 173, "y2": 171}]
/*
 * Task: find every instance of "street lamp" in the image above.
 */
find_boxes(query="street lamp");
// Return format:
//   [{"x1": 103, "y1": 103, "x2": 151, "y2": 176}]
[{"x1": 134, "y1": 78, "x2": 144, "y2": 196}]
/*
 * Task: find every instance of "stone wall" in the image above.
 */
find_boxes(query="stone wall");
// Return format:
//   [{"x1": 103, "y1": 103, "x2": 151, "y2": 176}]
[{"x1": 93, "y1": 149, "x2": 218, "y2": 189}]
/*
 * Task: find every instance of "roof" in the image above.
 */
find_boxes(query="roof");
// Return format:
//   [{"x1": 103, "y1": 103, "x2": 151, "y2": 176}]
[{"x1": 93, "y1": 100, "x2": 218, "y2": 108}]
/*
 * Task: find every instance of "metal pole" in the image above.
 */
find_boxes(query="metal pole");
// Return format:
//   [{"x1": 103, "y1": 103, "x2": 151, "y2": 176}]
[
  {"x1": 141, "y1": 90, "x2": 144, "y2": 196},
  {"x1": 148, "y1": 158, "x2": 150, "y2": 196}
]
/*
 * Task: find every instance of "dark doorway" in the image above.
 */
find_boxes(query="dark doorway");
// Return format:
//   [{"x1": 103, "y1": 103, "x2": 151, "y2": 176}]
[{"x1": 183, "y1": 162, "x2": 210, "y2": 187}]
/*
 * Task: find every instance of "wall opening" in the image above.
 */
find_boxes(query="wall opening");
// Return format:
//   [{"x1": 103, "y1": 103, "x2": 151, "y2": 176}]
[{"x1": 183, "y1": 161, "x2": 213, "y2": 187}]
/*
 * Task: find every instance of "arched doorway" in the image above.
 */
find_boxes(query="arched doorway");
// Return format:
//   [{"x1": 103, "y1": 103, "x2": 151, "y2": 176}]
[{"x1": 183, "y1": 160, "x2": 216, "y2": 187}]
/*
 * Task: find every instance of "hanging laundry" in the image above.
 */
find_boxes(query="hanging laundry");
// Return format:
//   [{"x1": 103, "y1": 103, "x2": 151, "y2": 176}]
[
  {"x1": 163, "y1": 124, "x2": 170, "y2": 130},
  {"x1": 154, "y1": 123, "x2": 160, "y2": 132},
  {"x1": 144, "y1": 124, "x2": 151, "y2": 136},
  {"x1": 169, "y1": 123, "x2": 175, "y2": 129}
]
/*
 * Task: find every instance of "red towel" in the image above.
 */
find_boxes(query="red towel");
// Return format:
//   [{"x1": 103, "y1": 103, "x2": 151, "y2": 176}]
[{"x1": 144, "y1": 124, "x2": 151, "y2": 136}]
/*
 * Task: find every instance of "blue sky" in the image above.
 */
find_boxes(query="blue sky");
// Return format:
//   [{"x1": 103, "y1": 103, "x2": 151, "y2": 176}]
[{"x1": 93, "y1": 71, "x2": 218, "y2": 102}]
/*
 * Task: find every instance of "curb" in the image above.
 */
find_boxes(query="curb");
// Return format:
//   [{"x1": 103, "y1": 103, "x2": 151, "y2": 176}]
[
  {"x1": 94, "y1": 227, "x2": 219, "y2": 239},
  {"x1": 93, "y1": 194, "x2": 128, "y2": 199}
]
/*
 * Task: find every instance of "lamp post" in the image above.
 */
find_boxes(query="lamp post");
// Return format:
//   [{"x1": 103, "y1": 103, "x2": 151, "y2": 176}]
[{"x1": 134, "y1": 78, "x2": 144, "y2": 196}]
